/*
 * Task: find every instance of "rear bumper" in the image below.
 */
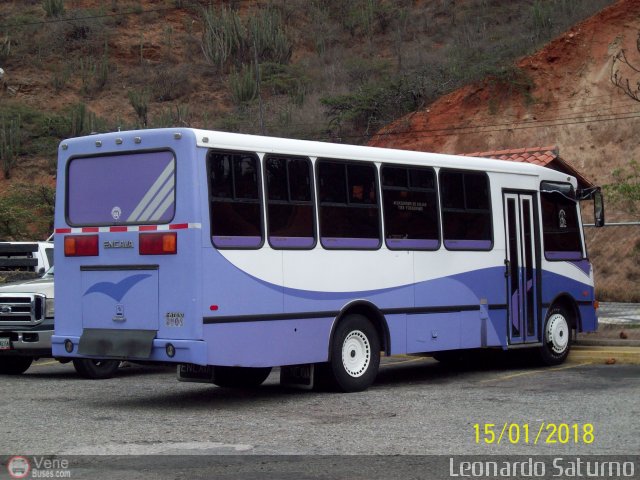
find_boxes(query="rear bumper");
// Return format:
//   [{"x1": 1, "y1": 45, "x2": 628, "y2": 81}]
[{"x1": 52, "y1": 334, "x2": 208, "y2": 365}]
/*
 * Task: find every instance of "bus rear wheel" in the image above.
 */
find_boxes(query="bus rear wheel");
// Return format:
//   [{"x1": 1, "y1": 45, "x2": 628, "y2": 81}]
[
  {"x1": 325, "y1": 314, "x2": 380, "y2": 393},
  {"x1": 73, "y1": 359, "x2": 121, "y2": 379},
  {"x1": 539, "y1": 306, "x2": 572, "y2": 366},
  {"x1": 212, "y1": 366, "x2": 272, "y2": 388},
  {"x1": 0, "y1": 356, "x2": 33, "y2": 375}
]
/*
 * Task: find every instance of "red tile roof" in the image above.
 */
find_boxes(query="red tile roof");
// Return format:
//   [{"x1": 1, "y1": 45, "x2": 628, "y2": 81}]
[{"x1": 464, "y1": 146, "x2": 593, "y2": 189}]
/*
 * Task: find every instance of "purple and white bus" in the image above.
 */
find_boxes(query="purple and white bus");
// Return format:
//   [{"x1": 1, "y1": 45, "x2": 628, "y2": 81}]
[{"x1": 52, "y1": 129, "x2": 604, "y2": 392}]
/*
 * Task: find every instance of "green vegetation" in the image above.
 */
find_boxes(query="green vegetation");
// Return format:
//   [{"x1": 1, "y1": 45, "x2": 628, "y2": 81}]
[
  {"x1": 0, "y1": 182, "x2": 55, "y2": 240},
  {"x1": 229, "y1": 66, "x2": 258, "y2": 105},
  {"x1": 128, "y1": 89, "x2": 150, "y2": 128},
  {"x1": 0, "y1": 35, "x2": 10, "y2": 62},
  {"x1": 78, "y1": 53, "x2": 110, "y2": 95},
  {"x1": 604, "y1": 161, "x2": 640, "y2": 219},
  {"x1": 200, "y1": 4, "x2": 292, "y2": 72},
  {"x1": 42, "y1": 0, "x2": 65, "y2": 18},
  {"x1": 152, "y1": 104, "x2": 191, "y2": 128}
]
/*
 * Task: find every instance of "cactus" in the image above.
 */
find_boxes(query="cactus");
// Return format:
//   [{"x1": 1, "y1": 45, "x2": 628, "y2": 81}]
[{"x1": 0, "y1": 115, "x2": 22, "y2": 179}]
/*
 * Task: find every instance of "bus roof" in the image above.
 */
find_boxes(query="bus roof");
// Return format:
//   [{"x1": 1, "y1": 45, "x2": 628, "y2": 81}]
[{"x1": 60, "y1": 128, "x2": 577, "y2": 188}]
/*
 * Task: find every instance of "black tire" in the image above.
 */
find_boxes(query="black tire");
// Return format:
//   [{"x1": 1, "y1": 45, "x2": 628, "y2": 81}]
[
  {"x1": 212, "y1": 366, "x2": 272, "y2": 388},
  {"x1": 326, "y1": 314, "x2": 381, "y2": 393},
  {"x1": 73, "y1": 358, "x2": 121, "y2": 379},
  {"x1": 0, "y1": 356, "x2": 33, "y2": 375},
  {"x1": 539, "y1": 306, "x2": 572, "y2": 366}
]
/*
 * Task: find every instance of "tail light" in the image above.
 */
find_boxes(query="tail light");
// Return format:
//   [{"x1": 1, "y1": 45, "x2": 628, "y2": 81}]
[
  {"x1": 139, "y1": 232, "x2": 177, "y2": 255},
  {"x1": 64, "y1": 235, "x2": 99, "y2": 256}
]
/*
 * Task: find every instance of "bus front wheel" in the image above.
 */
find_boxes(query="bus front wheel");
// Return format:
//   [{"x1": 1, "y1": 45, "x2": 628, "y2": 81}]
[
  {"x1": 212, "y1": 366, "x2": 272, "y2": 388},
  {"x1": 326, "y1": 314, "x2": 380, "y2": 393},
  {"x1": 539, "y1": 306, "x2": 572, "y2": 366}
]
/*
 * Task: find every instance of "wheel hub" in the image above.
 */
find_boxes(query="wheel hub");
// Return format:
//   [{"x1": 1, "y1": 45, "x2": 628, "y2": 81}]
[
  {"x1": 546, "y1": 313, "x2": 569, "y2": 354},
  {"x1": 342, "y1": 330, "x2": 371, "y2": 378}
]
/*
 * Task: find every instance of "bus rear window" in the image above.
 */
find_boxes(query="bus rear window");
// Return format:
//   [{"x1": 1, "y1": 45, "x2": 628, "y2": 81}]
[{"x1": 67, "y1": 151, "x2": 175, "y2": 226}]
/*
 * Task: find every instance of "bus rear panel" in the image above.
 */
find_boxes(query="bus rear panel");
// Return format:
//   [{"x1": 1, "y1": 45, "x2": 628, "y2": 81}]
[{"x1": 53, "y1": 130, "x2": 207, "y2": 366}]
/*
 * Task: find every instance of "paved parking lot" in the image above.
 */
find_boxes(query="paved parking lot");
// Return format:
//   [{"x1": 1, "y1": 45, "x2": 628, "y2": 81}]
[{"x1": 2, "y1": 353, "x2": 638, "y2": 458}]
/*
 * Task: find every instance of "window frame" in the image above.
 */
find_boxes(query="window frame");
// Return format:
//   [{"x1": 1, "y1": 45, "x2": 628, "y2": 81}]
[
  {"x1": 439, "y1": 168, "x2": 494, "y2": 251},
  {"x1": 65, "y1": 149, "x2": 177, "y2": 227},
  {"x1": 539, "y1": 181, "x2": 584, "y2": 261},
  {"x1": 315, "y1": 158, "x2": 382, "y2": 250},
  {"x1": 207, "y1": 149, "x2": 264, "y2": 250},
  {"x1": 381, "y1": 163, "x2": 441, "y2": 251},
  {"x1": 264, "y1": 154, "x2": 317, "y2": 250}
]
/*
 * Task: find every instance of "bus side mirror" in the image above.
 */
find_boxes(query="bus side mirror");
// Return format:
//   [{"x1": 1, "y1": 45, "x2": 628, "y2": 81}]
[{"x1": 593, "y1": 190, "x2": 605, "y2": 227}]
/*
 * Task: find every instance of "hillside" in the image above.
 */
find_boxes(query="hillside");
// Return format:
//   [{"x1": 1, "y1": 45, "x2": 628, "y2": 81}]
[
  {"x1": 370, "y1": 0, "x2": 640, "y2": 301},
  {"x1": 0, "y1": 0, "x2": 632, "y2": 298}
]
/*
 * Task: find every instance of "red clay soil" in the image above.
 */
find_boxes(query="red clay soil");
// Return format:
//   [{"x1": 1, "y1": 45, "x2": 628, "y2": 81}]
[
  {"x1": 370, "y1": 0, "x2": 640, "y2": 301},
  {"x1": 369, "y1": 0, "x2": 640, "y2": 186}
]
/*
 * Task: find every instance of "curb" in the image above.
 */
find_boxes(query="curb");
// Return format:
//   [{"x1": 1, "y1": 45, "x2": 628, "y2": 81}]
[
  {"x1": 575, "y1": 338, "x2": 640, "y2": 347},
  {"x1": 569, "y1": 345, "x2": 640, "y2": 365}
]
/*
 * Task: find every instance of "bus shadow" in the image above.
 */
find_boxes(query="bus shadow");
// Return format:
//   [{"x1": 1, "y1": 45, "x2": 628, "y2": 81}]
[
  {"x1": 101, "y1": 351, "x2": 548, "y2": 410},
  {"x1": 98, "y1": 382, "x2": 309, "y2": 411},
  {"x1": 24, "y1": 363, "x2": 175, "y2": 380},
  {"x1": 376, "y1": 350, "x2": 548, "y2": 387}
]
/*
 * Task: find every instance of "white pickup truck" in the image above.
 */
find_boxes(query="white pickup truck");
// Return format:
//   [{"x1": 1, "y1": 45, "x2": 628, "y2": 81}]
[
  {"x1": 0, "y1": 267, "x2": 121, "y2": 378},
  {"x1": 0, "y1": 241, "x2": 53, "y2": 274}
]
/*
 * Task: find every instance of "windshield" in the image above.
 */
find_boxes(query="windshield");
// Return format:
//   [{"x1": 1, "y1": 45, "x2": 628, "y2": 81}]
[
  {"x1": 43, "y1": 266, "x2": 54, "y2": 278},
  {"x1": 67, "y1": 151, "x2": 176, "y2": 226}
]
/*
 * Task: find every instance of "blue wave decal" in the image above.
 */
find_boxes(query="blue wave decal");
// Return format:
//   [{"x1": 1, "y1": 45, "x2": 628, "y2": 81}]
[{"x1": 84, "y1": 274, "x2": 151, "y2": 302}]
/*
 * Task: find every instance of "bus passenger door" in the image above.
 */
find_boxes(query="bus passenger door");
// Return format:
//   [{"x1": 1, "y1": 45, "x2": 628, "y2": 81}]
[{"x1": 504, "y1": 192, "x2": 540, "y2": 345}]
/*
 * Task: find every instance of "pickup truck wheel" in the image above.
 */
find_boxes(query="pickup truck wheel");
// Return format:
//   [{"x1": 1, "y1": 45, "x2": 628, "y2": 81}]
[
  {"x1": 73, "y1": 359, "x2": 120, "y2": 379},
  {"x1": 0, "y1": 356, "x2": 33, "y2": 375}
]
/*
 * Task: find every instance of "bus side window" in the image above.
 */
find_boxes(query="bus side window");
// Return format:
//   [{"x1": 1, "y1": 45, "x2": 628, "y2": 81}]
[
  {"x1": 540, "y1": 189, "x2": 583, "y2": 260},
  {"x1": 440, "y1": 169, "x2": 493, "y2": 250},
  {"x1": 381, "y1": 165, "x2": 440, "y2": 250},
  {"x1": 265, "y1": 155, "x2": 315, "y2": 249},
  {"x1": 317, "y1": 160, "x2": 381, "y2": 249},
  {"x1": 208, "y1": 150, "x2": 263, "y2": 249}
]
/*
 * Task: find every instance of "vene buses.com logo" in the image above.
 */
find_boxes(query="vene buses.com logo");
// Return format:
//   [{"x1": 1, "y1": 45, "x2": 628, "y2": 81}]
[{"x1": 7, "y1": 456, "x2": 30, "y2": 479}]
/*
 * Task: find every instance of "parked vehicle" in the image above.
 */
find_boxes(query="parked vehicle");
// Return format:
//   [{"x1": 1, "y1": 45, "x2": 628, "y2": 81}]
[
  {"x1": 52, "y1": 128, "x2": 601, "y2": 392},
  {"x1": 0, "y1": 241, "x2": 53, "y2": 274},
  {"x1": 0, "y1": 267, "x2": 120, "y2": 378}
]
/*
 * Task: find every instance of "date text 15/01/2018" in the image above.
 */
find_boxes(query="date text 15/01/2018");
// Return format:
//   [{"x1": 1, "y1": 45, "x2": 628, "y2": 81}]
[{"x1": 473, "y1": 423, "x2": 594, "y2": 445}]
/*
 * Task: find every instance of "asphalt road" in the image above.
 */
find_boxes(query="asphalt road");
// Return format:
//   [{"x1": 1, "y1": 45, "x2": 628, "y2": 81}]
[{"x1": 1, "y1": 354, "x2": 638, "y2": 461}]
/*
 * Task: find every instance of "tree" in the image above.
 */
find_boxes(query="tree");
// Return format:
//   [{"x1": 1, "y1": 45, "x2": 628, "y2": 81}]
[
  {"x1": 607, "y1": 32, "x2": 640, "y2": 217},
  {"x1": 610, "y1": 32, "x2": 640, "y2": 102}
]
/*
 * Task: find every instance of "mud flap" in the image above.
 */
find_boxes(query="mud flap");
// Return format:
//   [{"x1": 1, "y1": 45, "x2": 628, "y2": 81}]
[
  {"x1": 280, "y1": 364, "x2": 314, "y2": 390},
  {"x1": 78, "y1": 328, "x2": 156, "y2": 358}
]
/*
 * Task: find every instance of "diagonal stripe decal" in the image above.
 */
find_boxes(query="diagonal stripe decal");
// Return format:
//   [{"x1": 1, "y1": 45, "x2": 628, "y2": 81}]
[
  {"x1": 127, "y1": 161, "x2": 175, "y2": 223},
  {"x1": 137, "y1": 175, "x2": 175, "y2": 222},
  {"x1": 148, "y1": 190, "x2": 176, "y2": 222}
]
